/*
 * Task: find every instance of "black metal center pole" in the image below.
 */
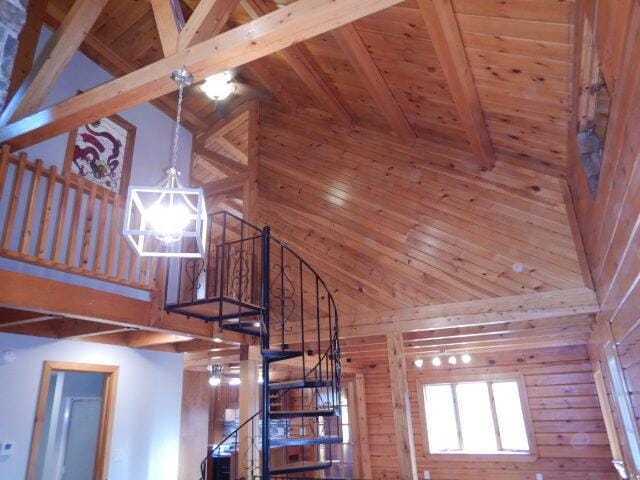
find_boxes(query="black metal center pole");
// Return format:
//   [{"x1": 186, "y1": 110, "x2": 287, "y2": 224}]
[{"x1": 261, "y1": 226, "x2": 271, "y2": 480}]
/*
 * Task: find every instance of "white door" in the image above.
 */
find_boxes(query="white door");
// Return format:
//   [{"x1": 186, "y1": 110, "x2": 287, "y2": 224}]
[{"x1": 61, "y1": 398, "x2": 103, "y2": 480}]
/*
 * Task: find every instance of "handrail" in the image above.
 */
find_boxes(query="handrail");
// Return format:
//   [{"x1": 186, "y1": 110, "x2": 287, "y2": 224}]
[{"x1": 0, "y1": 146, "x2": 157, "y2": 291}]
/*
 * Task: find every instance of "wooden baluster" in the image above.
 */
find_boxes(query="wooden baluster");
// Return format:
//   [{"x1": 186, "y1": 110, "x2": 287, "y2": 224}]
[
  {"x1": 128, "y1": 244, "x2": 138, "y2": 284},
  {"x1": 105, "y1": 194, "x2": 121, "y2": 277},
  {"x1": 3, "y1": 152, "x2": 27, "y2": 250},
  {"x1": 19, "y1": 158, "x2": 43, "y2": 255},
  {"x1": 80, "y1": 182, "x2": 98, "y2": 271},
  {"x1": 117, "y1": 236, "x2": 129, "y2": 281},
  {"x1": 66, "y1": 177, "x2": 85, "y2": 267},
  {"x1": 92, "y1": 190, "x2": 110, "y2": 274},
  {"x1": 139, "y1": 255, "x2": 149, "y2": 286},
  {"x1": 52, "y1": 173, "x2": 72, "y2": 264},
  {"x1": 0, "y1": 145, "x2": 11, "y2": 193},
  {"x1": 36, "y1": 165, "x2": 58, "y2": 260}
]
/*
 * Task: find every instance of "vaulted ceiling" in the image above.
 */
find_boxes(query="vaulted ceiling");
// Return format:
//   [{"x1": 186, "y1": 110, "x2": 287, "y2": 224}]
[{"x1": 44, "y1": 0, "x2": 574, "y2": 177}]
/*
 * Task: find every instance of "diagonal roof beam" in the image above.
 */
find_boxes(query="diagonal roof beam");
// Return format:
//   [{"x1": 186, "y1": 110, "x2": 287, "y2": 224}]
[
  {"x1": 333, "y1": 22, "x2": 416, "y2": 144},
  {"x1": 0, "y1": 0, "x2": 402, "y2": 149},
  {"x1": 242, "y1": 0, "x2": 353, "y2": 127},
  {"x1": 0, "y1": 0, "x2": 109, "y2": 126},
  {"x1": 179, "y1": 0, "x2": 241, "y2": 50},
  {"x1": 150, "y1": 0, "x2": 183, "y2": 56},
  {"x1": 417, "y1": 0, "x2": 496, "y2": 170}
]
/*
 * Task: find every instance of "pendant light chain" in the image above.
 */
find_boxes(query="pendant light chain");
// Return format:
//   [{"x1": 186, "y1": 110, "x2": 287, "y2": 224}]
[{"x1": 171, "y1": 76, "x2": 185, "y2": 171}]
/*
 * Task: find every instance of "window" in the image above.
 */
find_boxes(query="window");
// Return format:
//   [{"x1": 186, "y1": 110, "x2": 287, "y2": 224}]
[{"x1": 419, "y1": 375, "x2": 535, "y2": 460}]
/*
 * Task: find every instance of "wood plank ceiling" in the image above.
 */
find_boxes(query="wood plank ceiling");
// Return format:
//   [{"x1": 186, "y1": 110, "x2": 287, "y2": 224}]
[{"x1": 43, "y1": 0, "x2": 574, "y2": 176}]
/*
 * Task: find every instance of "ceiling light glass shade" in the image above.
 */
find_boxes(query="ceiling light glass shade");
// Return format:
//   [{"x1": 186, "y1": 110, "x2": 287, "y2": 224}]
[
  {"x1": 432, "y1": 356, "x2": 442, "y2": 367},
  {"x1": 448, "y1": 355, "x2": 457, "y2": 365},
  {"x1": 461, "y1": 353, "x2": 472, "y2": 364},
  {"x1": 201, "y1": 71, "x2": 235, "y2": 101},
  {"x1": 414, "y1": 358, "x2": 424, "y2": 368},
  {"x1": 123, "y1": 168, "x2": 207, "y2": 257}
]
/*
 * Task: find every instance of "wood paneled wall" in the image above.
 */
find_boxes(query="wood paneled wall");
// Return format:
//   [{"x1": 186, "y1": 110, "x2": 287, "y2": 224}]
[
  {"x1": 257, "y1": 104, "x2": 589, "y2": 319},
  {"x1": 568, "y1": 1, "x2": 640, "y2": 475},
  {"x1": 361, "y1": 345, "x2": 616, "y2": 479}
]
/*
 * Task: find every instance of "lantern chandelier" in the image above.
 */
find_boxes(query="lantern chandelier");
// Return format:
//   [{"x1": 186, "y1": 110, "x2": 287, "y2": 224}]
[{"x1": 123, "y1": 68, "x2": 207, "y2": 258}]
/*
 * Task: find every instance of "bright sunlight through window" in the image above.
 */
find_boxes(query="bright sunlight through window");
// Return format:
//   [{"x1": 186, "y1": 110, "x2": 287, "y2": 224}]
[{"x1": 423, "y1": 379, "x2": 532, "y2": 456}]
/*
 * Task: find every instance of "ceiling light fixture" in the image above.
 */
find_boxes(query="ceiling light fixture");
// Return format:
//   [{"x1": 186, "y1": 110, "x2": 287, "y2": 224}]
[
  {"x1": 123, "y1": 68, "x2": 207, "y2": 257},
  {"x1": 448, "y1": 355, "x2": 457, "y2": 365},
  {"x1": 414, "y1": 358, "x2": 424, "y2": 368},
  {"x1": 208, "y1": 365, "x2": 223, "y2": 387},
  {"x1": 461, "y1": 353, "x2": 472, "y2": 364},
  {"x1": 201, "y1": 71, "x2": 236, "y2": 102},
  {"x1": 229, "y1": 377, "x2": 242, "y2": 386},
  {"x1": 432, "y1": 356, "x2": 442, "y2": 367}
]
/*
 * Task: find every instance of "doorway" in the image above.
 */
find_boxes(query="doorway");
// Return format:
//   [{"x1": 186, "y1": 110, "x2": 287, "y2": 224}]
[{"x1": 27, "y1": 362, "x2": 119, "y2": 480}]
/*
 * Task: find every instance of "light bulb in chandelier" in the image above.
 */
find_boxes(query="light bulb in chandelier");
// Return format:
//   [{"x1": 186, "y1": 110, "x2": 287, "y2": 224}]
[
  {"x1": 208, "y1": 365, "x2": 223, "y2": 387},
  {"x1": 201, "y1": 71, "x2": 236, "y2": 101}
]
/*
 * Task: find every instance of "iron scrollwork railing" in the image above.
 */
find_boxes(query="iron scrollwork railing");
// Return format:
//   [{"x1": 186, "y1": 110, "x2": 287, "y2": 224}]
[{"x1": 166, "y1": 212, "x2": 342, "y2": 480}]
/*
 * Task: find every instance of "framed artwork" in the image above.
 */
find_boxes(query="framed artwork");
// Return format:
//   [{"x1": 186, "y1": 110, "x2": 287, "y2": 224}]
[{"x1": 63, "y1": 111, "x2": 136, "y2": 194}]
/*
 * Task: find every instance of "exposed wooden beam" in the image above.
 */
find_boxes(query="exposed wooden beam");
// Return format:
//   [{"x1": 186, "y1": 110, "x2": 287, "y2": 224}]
[
  {"x1": 0, "y1": 0, "x2": 109, "y2": 125},
  {"x1": 53, "y1": 319, "x2": 135, "y2": 339},
  {"x1": 354, "y1": 373, "x2": 373, "y2": 479},
  {"x1": 284, "y1": 288, "x2": 600, "y2": 341},
  {"x1": 179, "y1": 0, "x2": 240, "y2": 50},
  {"x1": 150, "y1": 0, "x2": 182, "y2": 57},
  {"x1": 333, "y1": 23, "x2": 416, "y2": 144},
  {"x1": 204, "y1": 172, "x2": 249, "y2": 196},
  {"x1": 242, "y1": 0, "x2": 353, "y2": 126},
  {"x1": 0, "y1": 0, "x2": 402, "y2": 149},
  {"x1": 216, "y1": 136, "x2": 248, "y2": 163},
  {"x1": 386, "y1": 332, "x2": 418, "y2": 480},
  {"x1": 43, "y1": 3, "x2": 208, "y2": 134},
  {"x1": 417, "y1": 0, "x2": 496, "y2": 169},
  {"x1": 127, "y1": 331, "x2": 193, "y2": 347},
  {"x1": 7, "y1": 0, "x2": 47, "y2": 102},
  {"x1": 239, "y1": 345, "x2": 260, "y2": 479},
  {"x1": 194, "y1": 146, "x2": 248, "y2": 175}
]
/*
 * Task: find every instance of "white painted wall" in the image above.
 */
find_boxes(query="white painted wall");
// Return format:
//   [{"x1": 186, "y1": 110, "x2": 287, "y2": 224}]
[
  {"x1": 0, "y1": 27, "x2": 193, "y2": 299},
  {"x1": 0, "y1": 332, "x2": 184, "y2": 480}
]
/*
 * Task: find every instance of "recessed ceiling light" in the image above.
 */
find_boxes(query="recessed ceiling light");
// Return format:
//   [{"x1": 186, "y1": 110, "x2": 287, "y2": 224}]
[
  {"x1": 461, "y1": 353, "x2": 472, "y2": 364},
  {"x1": 448, "y1": 355, "x2": 457, "y2": 365},
  {"x1": 432, "y1": 356, "x2": 442, "y2": 367}
]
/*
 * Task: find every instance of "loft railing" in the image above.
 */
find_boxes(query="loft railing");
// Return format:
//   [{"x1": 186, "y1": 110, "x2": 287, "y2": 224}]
[{"x1": 0, "y1": 146, "x2": 158, "y2": 291}]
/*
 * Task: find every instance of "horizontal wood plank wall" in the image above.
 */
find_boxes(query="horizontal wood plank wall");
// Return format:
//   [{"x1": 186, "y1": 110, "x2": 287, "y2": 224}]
[
  {"x1": 568, "y1": 0, "x2": 640, "y2": 461},
  {"x1": 361, "y1": 345, "x2": 616, "y2": 479},
  {"x1": 257, "y1": 105, "x2": 587, "y2": 318}
]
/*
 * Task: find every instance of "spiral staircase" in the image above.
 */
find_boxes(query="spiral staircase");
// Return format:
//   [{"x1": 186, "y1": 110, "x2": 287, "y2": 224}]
[{"x1": 164, "y1": 211, "x2": 342, "y2": 479}]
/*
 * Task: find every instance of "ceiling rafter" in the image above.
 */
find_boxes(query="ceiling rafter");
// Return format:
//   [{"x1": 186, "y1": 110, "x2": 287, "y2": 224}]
[
  {"x1": 44, "y1": 2, "x2": 208, "y2": 133},
  {"x1": 150, "y1": 0, "x2": 182, "y2": 56},
  {"x1": 333, "y1": 22, "x2": 416, "y2": 145},
  {"x1": 179, "y1": 0, "x2": 241, "y2": 50},
  {"x1": 417, "y1": 0, "x2": 496, "y2": 170},
  {"x1": 241, "y1": 0, "x2": 353, "y2": 127},
  {"x1": 0, "y1": 0, "x2": 109, "y2": 126},
  {"x1": 0, "y1": 0, "x2": 403, "y2": 149}
]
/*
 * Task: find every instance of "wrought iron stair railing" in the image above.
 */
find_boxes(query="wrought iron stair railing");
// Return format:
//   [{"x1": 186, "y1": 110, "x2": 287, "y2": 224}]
[{"x1": 165, "y1": 211, "x2": 342, "y2": 480}]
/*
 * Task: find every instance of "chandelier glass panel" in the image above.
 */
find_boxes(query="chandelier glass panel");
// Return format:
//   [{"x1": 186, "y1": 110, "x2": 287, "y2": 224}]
[{"x1": 123, "y1": 68, "x2": 207, "y2": 258}]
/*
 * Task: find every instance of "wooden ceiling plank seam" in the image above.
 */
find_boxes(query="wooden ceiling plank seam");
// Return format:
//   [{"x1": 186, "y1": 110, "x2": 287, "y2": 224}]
[
  {"x1": 179, "y1": 0, "x2": 241, "y2": 50},
  {"x1": 0, "y1": 0, "x2": 110, "y2": 126},
  {"x1": 332, "y1": 22, "x2": 416, "y2": 145},
  {"x1": 417, "y1": 0, "x2": 496, "y2": 170},
  {"x1": 241, "y1": 0, "x2": 354, "y2": 127},
  {"x1": 150, "y1": 0, "x2": 182, "y2": 56},
  {"x1": 0, "y1": 0, "x2": 405, "y2": 149}
]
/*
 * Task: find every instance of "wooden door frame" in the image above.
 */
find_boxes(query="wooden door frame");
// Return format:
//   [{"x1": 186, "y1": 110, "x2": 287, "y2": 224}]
[{"x1": 26, "y1": 361, "x2": 119, "y2": 480}]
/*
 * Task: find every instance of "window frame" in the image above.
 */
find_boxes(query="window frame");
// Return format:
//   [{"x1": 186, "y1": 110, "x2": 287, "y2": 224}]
[{"x1": 416, "y1": 373, "x2": 538, "y2": 462}]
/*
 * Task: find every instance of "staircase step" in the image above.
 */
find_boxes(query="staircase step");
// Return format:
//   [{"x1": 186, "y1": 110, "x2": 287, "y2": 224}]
[
  {"x1": 269, "y1": 379, "x2": 334, "y2": 390},
  {"x1": 271, "y1": 436, "x2": 343, "y2": 447},
  {"x1": 221, "y1": 322, "x2": 261, "y2": 336},
  {"x1": 270, "y1": 461, "x2": 332, "y2": 475},
  {"x1": 263, "y1": 349, "x2": 303, "y2": 361},
  {"x1": 269, "y1": 409, "x2": 339, "y2": 419}
]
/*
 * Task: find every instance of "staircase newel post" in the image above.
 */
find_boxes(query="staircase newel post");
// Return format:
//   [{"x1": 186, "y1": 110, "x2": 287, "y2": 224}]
[{"x1": 261, "y1": 226, "x2": 271, "y2": 480}]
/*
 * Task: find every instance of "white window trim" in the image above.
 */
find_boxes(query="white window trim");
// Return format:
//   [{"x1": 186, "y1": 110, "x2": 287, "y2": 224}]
[{"x1": 416, "y1": 372, "x2": 538, "y2": 463}]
